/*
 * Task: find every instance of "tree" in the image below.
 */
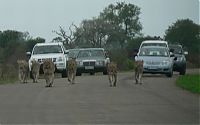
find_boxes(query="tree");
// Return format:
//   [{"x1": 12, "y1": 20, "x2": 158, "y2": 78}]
[
  {"x1": 53, "y1": 23, "x2": 80, "y2": 49},
  {"x1": 26, "y1": 37, "x2": 45, "y2": 52},
  {"x1": 165, "y1": 19, "x2": 199, "y2": 53},
  {"x1": 74, "y1": 18, "x2": 114, "y2": 48},
  {"x1": 99, "y1": 2, "x2": 142, "y2": 48}
]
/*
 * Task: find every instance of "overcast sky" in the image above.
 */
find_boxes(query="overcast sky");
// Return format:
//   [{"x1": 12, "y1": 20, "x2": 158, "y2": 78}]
[{"x1": 0, "y1": 0, "x2": 199, "y2": 42}]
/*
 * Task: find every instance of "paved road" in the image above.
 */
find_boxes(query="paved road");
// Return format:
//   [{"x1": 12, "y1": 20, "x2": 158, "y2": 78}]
[{"x1": 0, "y1": 69, "x2": 199, "y2": 124}]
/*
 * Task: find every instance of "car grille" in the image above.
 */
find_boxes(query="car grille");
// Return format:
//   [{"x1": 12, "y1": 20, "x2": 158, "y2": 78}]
[
  {"x1": 83, "y1": 61, "x2": 95, "y2": 66},
  {"x1": 146, "y1": 61, "x2": 161, "y2": 65},
  {"x1": 38, "y1": 58, "x2": 56, "y2": 63}
]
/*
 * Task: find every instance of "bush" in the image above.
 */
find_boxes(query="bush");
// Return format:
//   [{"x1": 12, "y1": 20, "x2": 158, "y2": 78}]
[
  {"x1": 109, "y1": 49, "x2": 135, "y2": 71},
  {"x1": 122, "y1": 58, "x2": 135, "y2": 71},
  {"x1": 0, "y1": 64, "x2": 17, "y2": 82}
]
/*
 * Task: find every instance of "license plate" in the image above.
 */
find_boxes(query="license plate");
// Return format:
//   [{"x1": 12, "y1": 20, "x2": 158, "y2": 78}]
[
  {"x1": 149, "y1": 66, "x2": 158, "y2": 69},
  {"x1": 85, "y1": 66, "x2": 94, "y2": 70}
]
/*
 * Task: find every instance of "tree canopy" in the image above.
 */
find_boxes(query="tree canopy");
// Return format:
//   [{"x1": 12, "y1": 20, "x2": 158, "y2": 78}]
[{"x1": 165, "y1": 19, "x2": 199, "y2": 53}]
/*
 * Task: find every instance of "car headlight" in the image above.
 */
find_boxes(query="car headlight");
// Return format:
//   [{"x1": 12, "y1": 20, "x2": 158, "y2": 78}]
[
  {"x1": 162, "y1": 60, "x2": 170, "y2": 65},
  {"x1": 96, "y1": 61, "x2": 104, "y2": 66},
  {"x1": 177, "y1": 57, "x2": 185, "y2": 62},
  {"x1": 58, "y1": 57, "x2": 63, "y2": 62},
  {"x1": 77, "y1": 61, "x2": 83, "y2": 66}
]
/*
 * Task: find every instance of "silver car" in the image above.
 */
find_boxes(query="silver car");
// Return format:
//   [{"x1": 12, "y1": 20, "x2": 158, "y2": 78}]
[
  {"x1": 76, "y1": 48, "x2": 110, "y2": 76},
  {"x1": 135, "y1": 46, "x2": 174, "y2": 77}
]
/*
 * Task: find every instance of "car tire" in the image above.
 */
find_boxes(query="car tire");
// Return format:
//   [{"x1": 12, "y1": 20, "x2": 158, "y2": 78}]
[
  {"x1": 166, "y1": 70, "x2": 173, "y2": 77},
  {"x1": 90, "y1": 72, "x2": 95, "y2": 75},
  {"x1": 76, "y1": 72, "x2": 82, "y2": 76},
  {"x1": 103, "y1": 71, "x2": 108, "y2": 75},
  {"x1": 179, "y1": 68, "x2": 186, "y2": 75},
  {"x1": 61, "y1": 69, "x2": 67, "y2": 78}
]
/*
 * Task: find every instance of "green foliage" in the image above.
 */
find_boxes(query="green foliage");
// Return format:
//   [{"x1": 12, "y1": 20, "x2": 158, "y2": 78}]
[
  {"x1": 26, "y1": 37, "x2": 45, "y2": 52},
  {"x1": 176, "y1": 74, "x2": 200, "y2": 93},
  {"x1": 100, "y1": 2, "x2": 142, "y2": 37},
  {"x1": 109, "y1": 49, "x2": 134, "y2": 70},
  {"x1": 75, "y1": 18, "x2": 112, "y2": 48},
  {"x1": 99, "y1": 2, "x2": 142, "y2": 48},
  {"x1": 54, "y1": 2, "x2": 143, "y2": 49},
  {"x1": 165, "y1": 19, "x2": 200, "y2": 67},
  {"x1": 122, "y1": 58, "x2": 135, "y2": 70},
  {"x1": 0, "y1": 64, "x2": 18, "y2": 84},
  {"x1": 0, "y1": 30, "x2": 45, "y2": 68},
  {"x1": 165, "y1": 19, "x2": 200, "y2": 54}
]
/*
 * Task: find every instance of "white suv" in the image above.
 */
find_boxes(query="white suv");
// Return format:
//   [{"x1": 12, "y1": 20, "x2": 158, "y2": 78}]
[
  {"x1": 27, "y1": 42, "x2": 68, "y2": 78},
  {"x1": 139, "y1": 40, "x2": 169, "y2": 50}
]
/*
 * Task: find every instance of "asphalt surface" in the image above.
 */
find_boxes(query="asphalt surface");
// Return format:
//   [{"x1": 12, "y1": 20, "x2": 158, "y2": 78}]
[{"x1": 0, "y1": 69, "x2": 199, "y2": 124}]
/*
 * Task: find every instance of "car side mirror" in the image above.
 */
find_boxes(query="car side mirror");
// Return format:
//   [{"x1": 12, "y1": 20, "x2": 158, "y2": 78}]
[
  {"x1": 170, "y1": 48, "x2": 174, "y2": 53},
  {"x1": 170, "y1": 52, "x2": 175, "y2": 57},
  {"x1": 184, "y1": 51, "x2": 188, "y2": 55},
  {"x1": 26, "y1": 52, "x2": 31, "y2": 57},
  {"x1": 64, "y1": 50, "x2": 69, "y2": 54},
  {"x1": 174, "y1": 57, "x2": 177, "y2": 61},
  {"x1": 169, "y1": 51, "x2": 174, "y2": 57},
  {"x1": 106, "y1": 57, "x2": 110, "y2": 63}
]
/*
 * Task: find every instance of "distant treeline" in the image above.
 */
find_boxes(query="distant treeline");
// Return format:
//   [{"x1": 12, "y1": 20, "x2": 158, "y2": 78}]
[{"x1": 0, "y1": 2, "x2": 199, "y2": 71}]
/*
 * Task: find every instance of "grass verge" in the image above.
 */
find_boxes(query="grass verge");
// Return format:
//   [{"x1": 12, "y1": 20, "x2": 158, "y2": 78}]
[{"x1": 176, "y1": 74, "x2": 200, "y2": 94}]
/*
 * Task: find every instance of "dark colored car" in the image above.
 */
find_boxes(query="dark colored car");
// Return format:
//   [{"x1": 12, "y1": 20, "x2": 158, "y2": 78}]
[
  {"x1": 169, "y1": 44, "x2": 188, "y2": 75},
  {"x1": 76, "y1": 48, "x2": 110, "y2": 76}
]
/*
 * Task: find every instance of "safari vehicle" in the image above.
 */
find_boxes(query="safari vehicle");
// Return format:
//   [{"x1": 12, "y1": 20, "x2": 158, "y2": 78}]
[
  {"x1": 67, "y1": 48, "x2": 80, "y2": 59},
  {"x1": 76, "y1": 48, "x2": 110, "y2": 76},
  {"x1": 139, "y1": 40, "x2": 169, "y2": 50},
  {"x1": 27, "y1": 42, "x2": 68, "y2": 78},
  {"x1": 135, "y1": 46, "x2": 176, "y2": 77},
  {"x1": 133, "y1": 40, "x2": 169, "y2": 59},
  {"x1": 169, "y1": 44, "x2": 188, "y2": 75}
]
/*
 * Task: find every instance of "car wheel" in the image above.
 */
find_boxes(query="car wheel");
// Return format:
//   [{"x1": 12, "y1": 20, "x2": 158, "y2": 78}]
[
  {"x1": 90, "y1": 72, "x2": 95, "y2": 75},
  {"x1": 103, "y1": 71, "x2": 108, "y2": 75},
  {"x1": 179, "y1": 68, "x2": 186, "y2": 75},
  {"x1": 166, "y1": 70, "x2": 173, "y2": 77},
  {"x1": 61, "y1": 70, "x2": 67, "y2": 78},
  {"x1": 76, "y1": 72, "x2": 82, "y2": 76}
]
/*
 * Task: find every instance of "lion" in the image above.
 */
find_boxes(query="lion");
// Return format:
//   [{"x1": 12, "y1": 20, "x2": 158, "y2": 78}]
[
  {"x1": 31, "y1": 59, "x2": 40, "y2": 83},
  {"x1": 42, "y1": 59, "x2": 55, "y2": 87},
  {"x1": 67, "y1": 58, "x2": 77, "y2": 84},
  {"x1": 107, "y1": 62, "x2": 117, "y2": 87},
  {"x1": 135, "y1": 60, "x2": 144, "y2": 84},
  {"x1": 17, "y1": 60, "x2": 29, "y2": 83}
]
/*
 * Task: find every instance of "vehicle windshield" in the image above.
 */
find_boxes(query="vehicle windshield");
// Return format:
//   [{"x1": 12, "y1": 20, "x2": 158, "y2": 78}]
[
  {"x1": 141, "y1": 43, "x2": 167, "y2": 48},
  {"x1": 68, "y1": 49, "x2": 80, "y2": 58},
  {"x1": 169, "y1": 45, "x2": 183, "y2": 54},
  {"x1": 139, "y1": 47, "x2": 169, "y2": 57},
  {"x1": 33, "y1": 45, "x2": 63, "y2": 54},
  {"x1": 77, "y1": 50, "x2": 105, "y2": 58}
]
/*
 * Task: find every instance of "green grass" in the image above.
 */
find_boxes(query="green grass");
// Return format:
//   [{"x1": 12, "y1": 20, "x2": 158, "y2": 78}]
[{"x1": 176, "y1": 74, "x2": 200, "y2": 94}]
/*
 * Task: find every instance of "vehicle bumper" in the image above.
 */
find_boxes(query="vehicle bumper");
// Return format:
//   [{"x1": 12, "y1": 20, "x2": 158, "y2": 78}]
[
  {"x1": 143, "y1": 66, "x2": 172, "y2": 74},
  {"x1": 77, "y1": 66, "x2": 107, "y2": 73}
]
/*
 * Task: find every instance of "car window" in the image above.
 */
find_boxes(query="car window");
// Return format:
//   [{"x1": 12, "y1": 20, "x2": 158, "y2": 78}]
[
  {"x1": 68, "y1": 49, "x2": 80, "y2": 58},
  {"x1": 77, "y1": 50, "x2": 104, "y2": 58},
  {"x1": 169, "y1": 45, "x2": 183, "y2": 54},
  {"x1": 141, "y1": 43, "x2": 167, "y2": 48},
  {"x1": 77, "y1": 50, "x2": 90, "y2": 58},
  {"x1": 33, "y1": 45, "x2": 63, "y2": 54},
  {"x1": 139, "y1": 47, "x2": 169, "y2": 57},
  {"x1": 91, "y1": 50, "x2": 104, "y2": 57}
]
